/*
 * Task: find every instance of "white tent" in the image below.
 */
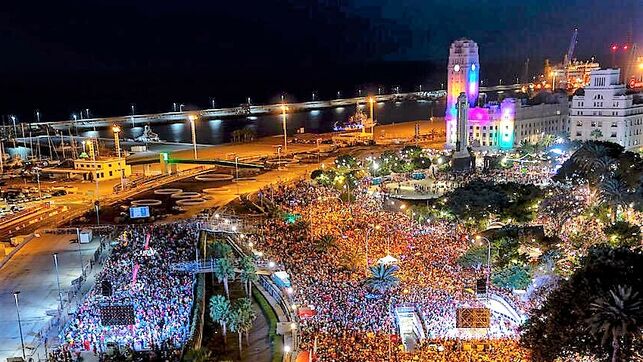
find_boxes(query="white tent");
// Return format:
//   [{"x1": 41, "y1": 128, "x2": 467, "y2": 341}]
[{"x1": 377, "y1": 254, "x2": 398, "y2": 265}]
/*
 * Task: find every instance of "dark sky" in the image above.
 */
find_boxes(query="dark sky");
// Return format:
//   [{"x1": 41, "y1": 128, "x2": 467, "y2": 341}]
[{"x1": 0, "y1": 0, "x2": 639, "y2": 120}]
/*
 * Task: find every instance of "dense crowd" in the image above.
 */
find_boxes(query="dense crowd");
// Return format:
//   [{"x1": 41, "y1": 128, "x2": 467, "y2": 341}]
[
  {"x1": 53, "y1": 222, "x2": 198, "y2": 358},
  {"x1": 256, "y1": 180, "x2": 531, "y2": 361}
]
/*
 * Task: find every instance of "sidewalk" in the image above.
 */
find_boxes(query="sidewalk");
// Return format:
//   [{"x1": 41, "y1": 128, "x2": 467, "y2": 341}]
[{"x1": 0, "y1": 232, "x2": 112, "y2": 361}]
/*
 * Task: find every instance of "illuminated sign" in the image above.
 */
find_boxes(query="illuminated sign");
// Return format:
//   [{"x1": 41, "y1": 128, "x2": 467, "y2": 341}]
[{"x1": 129, "y1": 206, "x2": 150, "y2": 218}]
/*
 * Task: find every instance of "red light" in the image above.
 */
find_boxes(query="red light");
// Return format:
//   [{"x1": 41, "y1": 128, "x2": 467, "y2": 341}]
[
  {"x1": 611, "y1": 45, "x2": 618, "y2": 51},
  {"x1": 623, "y1": 45, "x2": 629, "y2": 50}
]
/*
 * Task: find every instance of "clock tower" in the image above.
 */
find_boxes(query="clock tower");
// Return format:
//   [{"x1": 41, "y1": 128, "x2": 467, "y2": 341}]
[{"x1": 446, "y1": 39, "x2": 479, "y2": 147}]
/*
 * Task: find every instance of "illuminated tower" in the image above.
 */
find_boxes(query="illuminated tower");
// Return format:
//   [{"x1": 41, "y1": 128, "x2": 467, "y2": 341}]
[{"x1": 446, "y1": 39, "x2": 479, "y2": 147}]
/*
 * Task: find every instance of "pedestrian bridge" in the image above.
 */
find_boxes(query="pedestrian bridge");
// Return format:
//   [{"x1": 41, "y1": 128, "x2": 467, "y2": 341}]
[
  {"x1": 395, "y1": 306, "x2": 426, "y2": 352},
  {"x1": 170, "y1": 260, "x2": 272, "y2": 275}
]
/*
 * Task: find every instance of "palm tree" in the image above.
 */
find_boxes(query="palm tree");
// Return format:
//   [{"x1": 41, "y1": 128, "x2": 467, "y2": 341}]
[
  {"x1": 184, "y1": 347, "x2": 212, "y2": 362},
  {"x1": 365, "y1": 263, "x2": 400, "y2": 293},
  {"x1": 209, "y1": 295, "x2": 231, "y2": 340},
  {"x1": 229, "y1": 298, "x2": 257, "y2": 355},
  {"x1": 214, "y1": 258, "x2": 236, "y2": 298},
  {"x1": 211, "y1": 242, "x2": 233, "y2": 259},
  {"x1": 587, "y1": 285, "x2": 643, "y2": 362},
  {"x1": 590, "y1": 129, "x2": 604, "y2": 140},
  {"x1": 599, "y1": 177, "x2": 630, "y2": 222},
  {"x1": 239, "y1": 256, "x2": 258, "y2": 296},
  {"x1": 315, "y1": 234, "x2": 337, "y2": 253}
]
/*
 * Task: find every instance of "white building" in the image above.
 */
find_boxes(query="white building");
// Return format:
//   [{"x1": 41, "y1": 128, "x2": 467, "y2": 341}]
[
  {"x1": 570, "y1": 68, "x2": 643, "y2": 150},
  {"x1": 444, "y1": 38, "x2": 569, "y2": 152},
  {"x1": 512, "y1": 93, "x2": 570, "y2": 145}
]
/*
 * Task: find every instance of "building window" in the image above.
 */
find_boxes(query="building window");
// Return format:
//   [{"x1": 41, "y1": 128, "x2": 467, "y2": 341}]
[
  {"x1": 612, "y1": 122, "x2": 617, "y2": 127},
  {"x1": 611, "y1": 132, "x2": 617, "y2": 138},
  {"x1": 576, "y1": 132, "x2": 582, "y2": 137}
]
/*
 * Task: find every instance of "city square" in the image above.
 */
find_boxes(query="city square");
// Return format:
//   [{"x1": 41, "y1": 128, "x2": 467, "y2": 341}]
[{"x1": 0, "y1": 1, "x2": 641, "y2": 362}]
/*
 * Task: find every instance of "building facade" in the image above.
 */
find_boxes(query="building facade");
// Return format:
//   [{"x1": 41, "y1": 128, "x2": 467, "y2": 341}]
[
  {"x1": 73, "y1": 157, "x2": 131, "y2": 181},
  {"x1": 570, "y1": 68, "x2": 643, "y2": 150},
  {"x1": 445, "y1": 38, "x2": 570, "y2": 152}
]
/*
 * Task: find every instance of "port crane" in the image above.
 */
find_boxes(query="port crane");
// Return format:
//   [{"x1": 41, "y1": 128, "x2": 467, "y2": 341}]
[{"x1": 563, "y1": 28, "x2": 578, "y2": 66}]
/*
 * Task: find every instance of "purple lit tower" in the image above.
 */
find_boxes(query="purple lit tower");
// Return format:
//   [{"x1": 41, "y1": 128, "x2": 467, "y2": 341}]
[{"x1": 446, "y1": 39, "x2": 479, "y2": 148}]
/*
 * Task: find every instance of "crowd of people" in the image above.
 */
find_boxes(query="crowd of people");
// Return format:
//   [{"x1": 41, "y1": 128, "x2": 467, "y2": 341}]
[
  {"x1": 255, "y1": 179, "x2": 532, "y2": 361},
  {"x1": 52, "y1": 222, "x2": 199, "y2": 359}
]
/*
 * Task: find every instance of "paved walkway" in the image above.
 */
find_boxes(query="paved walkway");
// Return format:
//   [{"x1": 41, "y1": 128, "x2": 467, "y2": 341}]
[{"x1": 0, "y1": 232, "x2": 106, "y2": 361}]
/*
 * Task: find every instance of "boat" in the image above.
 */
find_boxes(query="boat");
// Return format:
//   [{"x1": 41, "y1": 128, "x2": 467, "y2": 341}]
[
  {"x1": 333, "y1": 102, "x2": 369, "y2": 132},
  {"x1": 135, "y1": 125, "x2": 162, "y2": 143}
]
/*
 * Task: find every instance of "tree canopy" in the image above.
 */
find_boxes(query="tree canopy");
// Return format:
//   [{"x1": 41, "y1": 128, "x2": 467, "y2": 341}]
[{"x1": 521, "y1": 245, "x2": 643, "y2": 361}]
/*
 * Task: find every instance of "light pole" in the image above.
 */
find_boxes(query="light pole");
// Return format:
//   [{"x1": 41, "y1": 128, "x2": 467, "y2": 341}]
[
  {"x1": 77, "y1": 227, "x2": 84, "y2": 275},
  {"x1": 112, "y1": 125, "x2": 121, "y2": 158},
  {"x1": 277, "y1": 146, "x2": 282, "y2": 170},
  {"x1": 13, "y1": 291, "x2": 26, "y2": 360},
  {"x1": 368, "y1": 97, "x2": 375, "y2": 135},
  {"x1": 53, "y1": 253, "x2": 63, "y2": 310},
  {"x1": 179, "y1": 104, "x2": 185, "y2": 112},
  {"x1": 475, "y1": 235, "x2": 492, "y2": 297},
  {"x1": 73, "y1": 114, "x2": 78, "y2": 136},
  {"x1": 189, "y1": 115, "x2": 198, "y2": 159},
  {"x1": 10, "y1": 115, "x2": 17, "y2": 148},
  {"x1": 281, "y1": 104, "x2": 288, "y2": 153},
  {"x1": 35, "y1": 168, "x2": 42, "y2": 197},
  {"x1": 235, "y1": 156, "x2": 240, "y2": 195}
]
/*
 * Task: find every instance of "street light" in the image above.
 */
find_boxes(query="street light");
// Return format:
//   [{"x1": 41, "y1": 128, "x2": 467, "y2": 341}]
[
  {"x1": 281, "y1": 104, "x2": 288, "y2": 153},
  {"x1": 112, "y1": 125, "x2": 121, "y2": 158},
  {"x1": 188, "y1": 115, "x2": 198, "y2": 159},
  {"x1": 53, "y1": 253, "x2": 64, "y2": 310},
  {"x1": 13, "y1": 291, "x2": 26, "y2": 360},
  {"x1": 475, "y1": 235, "x2": 492, "y2": 298},
  {"x1": 10, "y1": 115, "x2": 17, "y2": 148}
]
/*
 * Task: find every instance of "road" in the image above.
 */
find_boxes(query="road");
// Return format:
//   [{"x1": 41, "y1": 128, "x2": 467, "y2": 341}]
[{"x1": 0, "y1": 232, "x2": 102, "y2": 361}]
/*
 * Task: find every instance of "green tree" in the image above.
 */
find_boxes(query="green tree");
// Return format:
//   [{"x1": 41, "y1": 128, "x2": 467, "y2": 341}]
[
  {"x1": 211, "y1": 242, "x2": 233, "y2": 259},
  {"x1": 521, "y1": 245, "x2": 643, "y2": 361},
  {"x1": 214, "y1": 258, "x2": 235, "y2": 299},
  {"x1": 315, "y1": 234, "x2": 337, "y2": 253},
  {"x1": 491, "y1": 237, "x2": 529, "y2": 270},
  {"x1": 411, "y1": 156, "x2": 432, "y2": 170},
  {"x1": 334, "y1": 154, "x2": 357, "y2": 169},
  {"x1": 401, "y1": 145, "x2": 422, "y2": 159},
  {"x1": 310, "y1": 169, "x2": 324, "y2": 180},
  {"x1": 587, "y1": 285, "x2": 643, "y2": 362},
  {"x1": 599, "y1": 177, "x2": 630, "y2": 222},
  {"x1": 457, "y1": 245, "x2": 488, "y2": 269},
  {"x1": 184, "y1": 347, "x2": 212, "y2": 362},
  {"x1": 229, "y1": 298, "x2": 257, "y2": 354},
  {"x1": 590, "y1": 129, "x2": 603, "y2": 140},
  {"x1": 365, "y1": 263, "x2": 400, "y2": 293},
  {"x1": 491, "y1": 265, "x2": 532, "y2": 290},
  {"x1": 603, "y1": 221, "x2": 641, "y2": 248},
  {"x1": 239, "y1": 256, "x2": 258, "y2": 296},
  {"x1": 209, "y1": 295, "x2": 231, "y2": 339}
]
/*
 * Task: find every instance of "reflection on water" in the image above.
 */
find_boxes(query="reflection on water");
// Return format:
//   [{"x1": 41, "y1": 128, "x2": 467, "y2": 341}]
[{"x1": 84, "y1": 100, "x2": 445, "y2": 145}]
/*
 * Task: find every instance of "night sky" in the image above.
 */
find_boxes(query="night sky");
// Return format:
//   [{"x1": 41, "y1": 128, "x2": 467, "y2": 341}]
[{"x1": 0, "y1": 0, "x2": 639, "y2": 120}]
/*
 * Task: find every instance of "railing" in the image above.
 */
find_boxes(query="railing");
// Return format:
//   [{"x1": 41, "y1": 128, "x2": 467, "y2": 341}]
[{"x1": 224, "y1": 232, "x2": 300, "y2": 361}]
